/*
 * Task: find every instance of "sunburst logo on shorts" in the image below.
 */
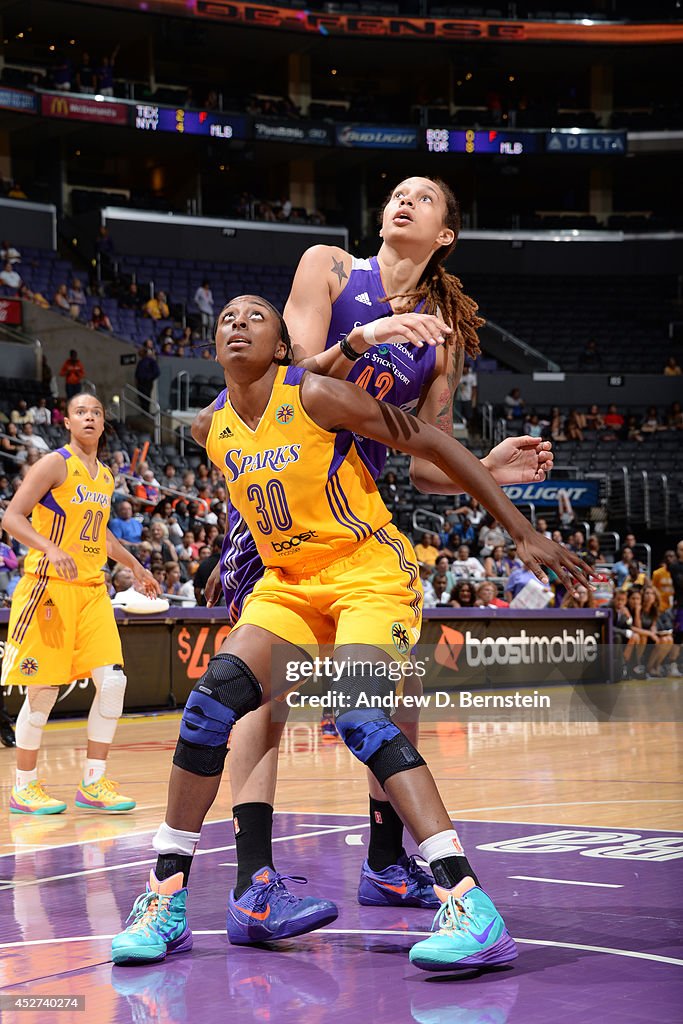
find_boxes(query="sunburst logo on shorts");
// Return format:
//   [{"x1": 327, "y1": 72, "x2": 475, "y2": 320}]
[
  {"x1": 391, "y1": 623, "x2": 410, "y2": 654},
  {"x1": 20, "y1": 657, "x2": 39, "y2": 677},
  {"x1": 275, "y1": 403, "x2": 295, "y2": 425}
]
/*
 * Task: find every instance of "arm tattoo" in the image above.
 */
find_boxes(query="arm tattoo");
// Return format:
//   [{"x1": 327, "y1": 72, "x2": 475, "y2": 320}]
[
  {"x1": 331, "y1": 256, "x2": 348, "y2": 286},
  {"x1": 434, "y1": 343, "x2": 463, "y2": 435}
]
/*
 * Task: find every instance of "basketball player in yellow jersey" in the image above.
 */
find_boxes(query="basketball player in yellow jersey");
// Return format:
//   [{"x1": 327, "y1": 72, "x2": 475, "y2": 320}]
[
  {"x1": 3, "y1": 393, "x2": 160, "y2": 815},
  {"x1": 113, "y1": 296, "x2": 597, "y2": 969}
]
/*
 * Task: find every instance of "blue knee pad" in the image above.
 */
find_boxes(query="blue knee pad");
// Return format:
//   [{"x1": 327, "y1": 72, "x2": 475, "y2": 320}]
[
  {"x1": 173, "y1": 653, "x2": 262, "y2": 777},
  {"x1": 335, "y1": 708, "x2": 401, "y2": 762}
]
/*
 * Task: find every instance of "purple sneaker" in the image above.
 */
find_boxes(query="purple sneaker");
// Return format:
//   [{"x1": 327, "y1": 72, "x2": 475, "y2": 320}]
[
  {"x1": 227, "y1": 867, "x2": 338, "y2": 946},
  {"x1": 409, "y1": 877, "x2": 518, "y2": 972},
  {"x1": 358, "y1": 854, "x2": 440, "y2": 909}
]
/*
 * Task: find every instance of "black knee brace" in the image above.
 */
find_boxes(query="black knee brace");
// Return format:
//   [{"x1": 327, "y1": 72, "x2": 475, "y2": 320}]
[{"x1": 173, "y1": 654, "x2": 262, "y2": 777}]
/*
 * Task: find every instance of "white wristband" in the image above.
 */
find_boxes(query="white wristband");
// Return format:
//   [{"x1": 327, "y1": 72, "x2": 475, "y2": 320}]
[{"x1": 362, "y1": 321, "x2": 378, "y2": 346}]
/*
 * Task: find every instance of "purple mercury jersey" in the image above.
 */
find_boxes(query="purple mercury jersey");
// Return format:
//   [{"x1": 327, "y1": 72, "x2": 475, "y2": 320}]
[{"x1": 219, "y1": 254, "x2": 437, "y2": 621}]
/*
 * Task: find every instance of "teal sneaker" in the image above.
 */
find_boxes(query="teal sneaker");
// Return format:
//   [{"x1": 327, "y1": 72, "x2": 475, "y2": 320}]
[
  {"x1": 409, "y1": 877, "x2": 517, "y2": 972},
  {"x1": 111, "y1": 871, "x2": 193, "y2": 965}
]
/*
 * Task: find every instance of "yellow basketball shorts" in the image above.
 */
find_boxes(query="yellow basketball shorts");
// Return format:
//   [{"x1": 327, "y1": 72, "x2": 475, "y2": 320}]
[
  {"x1": 1, "y1": 575, "x2": 123, "y2": 689},
  {"x1": 234, "y1": 524, "x2": 423, "y2": 659}
]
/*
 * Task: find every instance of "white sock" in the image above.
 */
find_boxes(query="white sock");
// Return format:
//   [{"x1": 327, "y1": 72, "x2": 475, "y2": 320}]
[
  {"x1": 83, "y1": 759, "x2": 107, "y2": 785},
  {"x1": 153, "y1": 821, "x2": 201, "y2": 857},
  {"x1": 418, "y1": 829, "x2": 465, "y2": 867},
  {"x1": 16, "y1": 768, "x2": 38, "y2": 790}
]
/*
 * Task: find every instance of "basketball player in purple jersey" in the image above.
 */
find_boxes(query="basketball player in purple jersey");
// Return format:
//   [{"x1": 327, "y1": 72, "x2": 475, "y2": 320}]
[{"x1": 207, "y1": 177, "x2": 554, "y2": 937}]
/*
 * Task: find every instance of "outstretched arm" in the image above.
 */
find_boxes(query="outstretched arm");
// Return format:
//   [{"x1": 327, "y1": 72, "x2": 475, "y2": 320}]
[{"x1": 300, "y1": 373, "x2": 596, "y2": 593}]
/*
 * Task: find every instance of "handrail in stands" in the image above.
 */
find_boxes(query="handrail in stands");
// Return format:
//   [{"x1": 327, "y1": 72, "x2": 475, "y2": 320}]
[{"x1": 121, "y1": 384, "x2": 161, "y2": 445}]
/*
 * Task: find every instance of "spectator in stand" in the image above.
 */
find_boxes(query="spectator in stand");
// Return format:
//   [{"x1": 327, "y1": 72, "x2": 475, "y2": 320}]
[
  {"x1": 484, "y1": 544, "x2": 509, "y2": 579},
  {"x1": 109, "y1": 499, "x2": 142, "y2": 547},
  {"x1": 612, "y1": 546, "x2": 635, "y2": 587},
  {"x1": 149, "y1": 521, "x2": 178, "y2": 563},
  {"x1": 193, "y1": 534, "x2": 223, "y2": 606},
  {"x1": 504, "y1": 387, "x2": 524, "y2": 420},
  {"x1": 89, "y1": 305, "x2": 112, "y2": 332},
  {"x1": 420, "y1": 564, "x2": 437, "y2": 608},
  {"x1": 200, "y1": 347, "x2": 213, "y2": 361},
  {"x1": 620, "y1": 560, "x2": 648, "y2": 592},
  {"x1": 627, "y1": 586, "x2": 666, "y2": 678},
  {"x1": 667, "y1": 401, "x2": 683, "y2": 430},
  {"x1": 134, "y1": 347, "x2": 160, "y2": 413},
  {"x1": 52, "y1": 52, "x2": 73, "y2": 91},
  {"x1": 664, "y1": 356, "x2": 682, "y2": 376},
  {"x1": 163, "y1": 463, "x2": 177, "y2": 485},
  {"x1": 51, "y1": 398, "x2": 67, "y2": 426},
  {"x1": 414, "y1": 532, "x2": 440, "y2": 566},
  {"x1": 604, "y1": 403, "x2": 624, "y2": 431},
  {"x1": 134, "y1": 470, "x2": 161, "y2": 514},
  {"x1": 379, "y1": 470, "x2": 400, "y2": 508},
  {"x1": 505, "y1": 563, "x2": 543, "y2": 603},
  {"x1": 121, "y1": 282, "x2": 144, "y2": 311},
  {"x1": 19, "y1": 283, "x2": 50, "y2": 309},
  {"x1": 176, "y1": 343, "x2": 187, "y2": 359},
  {"x1": 503, "y1": 542, "x2": 523, "y2": 574},
  {"x1": 59, "y1": 350, "x2": 85, "y2": 399},
  {"x1": 586, "y1": 535, "x2": 602, "y2": 561},
  {"x1": 585, "y1": 404, "x2": 605, "y2": 431},
  {"x1": 28, "y1": 398, "x2": 50, "y2": 427},
  {"x1": 578, "y1": 337, "x2": 602, "y2": 370},
  {"x1": 536, "y1": 517, "x2": 551, "y2": 538},
  {"x1": 7, "y1": 183, "x2": 27, "y2": 200},
  {"x1": 144, "y1": 290, "x2": 170, "y2": 320},
  {"x1": 160, "y1": 340, "x2": 174, "y2": 356},
  {"x1": 567, "y1": 529, "x2": 587, "y2": 557},
  {"x1": 429, "y1": 575, "x2": 452, "y2": 608},
  {"x1": 626, "y1": 415, "x2": 644, "y2": 442},
  {"x1": 163, "y1": 561, "x2": 196, "y2": 606},
  {"x1": 456, "y1": 362, "x2": 477, "y2": 424},
  {"x1": 67, "y1": 278, "x2": 87, "y2": 319},
  {"x1": 53, "y1": 283, "x2": 70, "y2": 313},
  {"x1": 561, "y1": 584, "x2": 594, "y2": 609},
  {"x1": 452, "y1": 544, "x2": 485, "y2": 580},
  {"x1": 450, "y1": 580, "x2": 477, "y2": 608},
  {"x1": 97, "y1": 46, "x2": 119, "y2": 96},
  {"x1": 0, "y1": 260, "x2": 21, "y2": 291},
  {"x1": 478, "y1": 518, "x2": 507, "y2": 557},
  {"x1": 641, "y1": 406, "x2": 667, "y2": 433},
  {"x1": 549, "y1": 406, "x2": 566, "y2": 442},
  {"x1": 476, "y1": 580, "x2": 509, "y2": 608},
  {"x1": 0, "y1": 241, "x2": 20, "y2": 265},
  {"x1": 433, "y1": 554, "x2": 456, "y2": 592},
  {"x1": 76, "y1": 52, "x2": 96, "y2": 93},
  {"x1": 0, "y1": 529, "x2": 18, "y2": 593},
  {"x1": 652, "y1": 551, "x2": 676, "y2": 611},
  {"x1": 194, "y1": 280, "x2": 214, "y2": 338},
  {"x1": 624, "y1": 533, "x2": 638, "y2": 550},
  {"x1": 566, "y1": 408, "x2": 585, "y2": 442},
  {"x1": 524, "y1": 413, "x2": 543, "y2": 438},
  {"x1": 10, "y1": 400, "x2": 33, "y2": 426},
  {"x1": 111, "y1": 565, "x2": 135, "y2": 595},
  {"x1": 17, "y1": 423, "x2": 49, "y2": 454}
]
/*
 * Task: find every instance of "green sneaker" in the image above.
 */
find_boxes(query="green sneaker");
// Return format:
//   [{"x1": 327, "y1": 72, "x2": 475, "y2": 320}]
[
  {"x1": 409, "y1": 876, "x2": 518, "y2": 972},
  {"x1": 111, "y1": 871, "x2": 193, "y2": 965}
]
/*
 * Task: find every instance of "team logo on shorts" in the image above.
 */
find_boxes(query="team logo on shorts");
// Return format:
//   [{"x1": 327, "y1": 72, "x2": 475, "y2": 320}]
[
  {"x1": 275, "y1": 403, "x2": 295, "y2": 425},
  {"x1": 20, "y1": 657, "x2": 39, "y2": 677},
  {"x1": 391, "y1": 623, "x2": 410, "y2": 654}
]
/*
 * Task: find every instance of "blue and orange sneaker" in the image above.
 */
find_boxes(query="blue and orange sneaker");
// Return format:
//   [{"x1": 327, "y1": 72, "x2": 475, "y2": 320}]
[
  {"x1": 10, "y1": 780, "x2": 67, "y2": 815},
  {"x1": 75, "y1": 777, "x2": 136, "y2": 812},
  {"x1": 320, "y1": 715, "x2": 338, "y2": 741},
  {"x1": 111, "y1": 871, "x2": 193, "y2": 965},
  {"x1": 358, "y1": 853, "x2": 440, "y2": 909},
  {"x1": 409, "y1": 877, "x2": 517, "y2": 972},
  {"x1": 226, "y1": 867, "x2": 338, "y2": 946}
]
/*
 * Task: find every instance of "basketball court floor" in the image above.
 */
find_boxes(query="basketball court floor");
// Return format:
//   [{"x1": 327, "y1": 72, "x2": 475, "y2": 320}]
[{"x1": 1, "y1": 683, "x2": 681, "y2": 1024}]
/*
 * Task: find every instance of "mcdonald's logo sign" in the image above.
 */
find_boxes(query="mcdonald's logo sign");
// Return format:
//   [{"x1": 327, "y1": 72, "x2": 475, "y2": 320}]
[{"x1": 49, "y1": 96, "x2": 69, "y2": 117}]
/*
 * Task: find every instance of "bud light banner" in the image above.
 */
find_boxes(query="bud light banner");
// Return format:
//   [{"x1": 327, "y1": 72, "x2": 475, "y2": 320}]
[
  {"x1": 336, "y1": 124, "x2": 418, "y2": 149},
  {"x1": 500, "y1": 481, "x2": 599, "y2": 507}
]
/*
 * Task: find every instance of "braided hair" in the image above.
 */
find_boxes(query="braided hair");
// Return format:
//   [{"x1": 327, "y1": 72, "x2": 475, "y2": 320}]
[{"x1": 379, "y1": 177, "x2": 484, "y2": 359}]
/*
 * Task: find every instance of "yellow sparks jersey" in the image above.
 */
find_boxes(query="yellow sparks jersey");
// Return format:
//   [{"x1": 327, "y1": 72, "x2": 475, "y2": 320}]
[
  {"x1": 24, "y1": 445, "x2": 114, "y2": 586},
  {"x1": 206, "y1": 366, "x2": 392, "y2": 574}
]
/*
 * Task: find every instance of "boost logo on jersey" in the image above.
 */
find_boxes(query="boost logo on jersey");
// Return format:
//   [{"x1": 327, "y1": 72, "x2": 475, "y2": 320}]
[{"x1": 264, "y1": 530, "x2": 318, "y2": 555}]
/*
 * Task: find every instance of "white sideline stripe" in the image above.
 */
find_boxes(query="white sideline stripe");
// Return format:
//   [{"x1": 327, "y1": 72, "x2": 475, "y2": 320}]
[
  {"x1": 3, "y1": 808, "x2": 681, "y2": 861},
  {"x1": 1, "y1": 930, "x2": 682, "y2": 967},
  {"x1": 509, "y1": 875, "x2": 623, "y2": 888},
  {"x1": 0, "y1": 823, "x2": 367, "y2": 890}
]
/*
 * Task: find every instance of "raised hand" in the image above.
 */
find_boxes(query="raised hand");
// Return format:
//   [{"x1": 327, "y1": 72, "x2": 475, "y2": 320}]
[{"x1": 484, "y1": 437, "x2": 554, "y2": 486}]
